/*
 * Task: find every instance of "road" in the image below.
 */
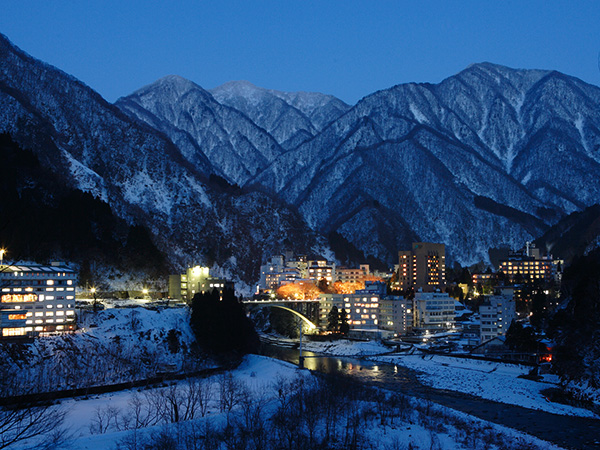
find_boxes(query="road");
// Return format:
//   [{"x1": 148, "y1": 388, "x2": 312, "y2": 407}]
[{"x1": 260, "y1": 344, "x2": 600, "y2": 450}]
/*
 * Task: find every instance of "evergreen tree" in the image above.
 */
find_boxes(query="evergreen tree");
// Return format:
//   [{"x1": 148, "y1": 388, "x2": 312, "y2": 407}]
[
  {"x1": 327, "y1": 306, "x2": 340, "y2": 332},
  {"x1": 190, "y1": 288, "x2": 259, "y2": 357},
  {"x1": 548, "y1": 249, "x2": 600, "y2": 385},
  {"x1": 505, "y1": 321, "x2": 540, "y2": 353},
  {"x1": 339, "y1": 308, "x2": 350, "y2": 335}
]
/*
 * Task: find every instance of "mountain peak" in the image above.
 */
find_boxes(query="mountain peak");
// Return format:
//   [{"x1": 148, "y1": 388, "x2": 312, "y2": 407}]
[
  {"x1": 126, "y1": 75, "x2": 206, "y2": 101},
  {"x1": 210, "y1": 80, "x2": 268, "y2": 105}
]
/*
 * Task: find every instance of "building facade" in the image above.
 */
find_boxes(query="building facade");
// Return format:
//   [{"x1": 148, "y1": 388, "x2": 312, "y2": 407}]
[
  {"x1": 169, "y1": 266, "x2": 233, "y2": 302},
  {"x1": 413, "y1": 291, "x2": 455, "y2": 330},
  {"x1": 335, "y1": 264, "x2": 370, "y2": 283},
  {"x1": 498, "y1": 243, "x2": 561, "y2": 285},
  {"x1": 479, "y1": 290, "x2": 517, "y2": 343},
  {"x1": 398, "y1": 242, "x2": 446, "y2": 292},
  {"x1": 0, "y1": 262, "x2": 77, "y2": 338},
  {"x1": 379, "y1": 296, "x2": 413, "y2": 336},
  {"x1": 258, "y1": 253, "x2": 336, "y2": 292}
]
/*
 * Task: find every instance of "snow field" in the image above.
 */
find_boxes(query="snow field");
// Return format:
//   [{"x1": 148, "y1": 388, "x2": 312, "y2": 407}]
[{"x1": 26, "y1": 355, "x2": 564, "y2": 450}]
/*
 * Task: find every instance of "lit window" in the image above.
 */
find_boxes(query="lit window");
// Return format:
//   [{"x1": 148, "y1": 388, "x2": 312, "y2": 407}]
[{"x1": 47, "y1": 280, "x2": 54, "y2": 286}]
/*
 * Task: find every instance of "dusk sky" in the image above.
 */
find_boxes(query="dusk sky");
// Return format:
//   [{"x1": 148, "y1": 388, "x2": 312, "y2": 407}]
[{"x1": 1, "y1": 1, "x2": 599, "y2": 104}]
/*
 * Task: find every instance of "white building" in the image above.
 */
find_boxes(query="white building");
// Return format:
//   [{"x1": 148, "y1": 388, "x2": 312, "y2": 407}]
[
  {"x1": 319, "y1": 282, "x2": 413, "y2": 336},
  {"x1": 379, "y1": 296, "x2": 413, "y2": 335},
  {"x1": 0, "y1": 262, "x2": 77, "y2": 338},
  {"x1": 413, "y1": 291, "x2": 455, "y2": 330},
  {"x1": 319, "y1": 292, "x2": 379, "y2": 330},
  {"x1": 479, "y1": 290, "x2": 516, "y2": 343},
  {"x1": 335, "y1": 264, "x2": 370, "y2": 283}
]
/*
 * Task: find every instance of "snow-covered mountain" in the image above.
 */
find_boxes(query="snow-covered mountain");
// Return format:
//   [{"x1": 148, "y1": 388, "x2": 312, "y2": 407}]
[
  {"x1": 0, "y1": 33, "x2": 324, "y2": 285},
  {"x1": 210, "y1": 80, "x2": 350, "y2": 149},
  {"x1": 115, "y1": 76, "x2": 286, "y2": 186},
  {"x1": 250, "y1": 63, "x2": 600, "y2": 265},
  {"x1": 3, "y1": 28, "x2": 600, "y2": 275}
]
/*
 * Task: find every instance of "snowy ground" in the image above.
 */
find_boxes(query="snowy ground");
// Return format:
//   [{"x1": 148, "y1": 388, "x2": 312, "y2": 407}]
[
  {"x1": 373, "y1": 353, "x2": 598, "y2": 419},
  {"x1": 293, "y1": 338, "x2": 599, "y2": 419},
  {"x1": 12, "y1": 355, "x2": 565, "y2": 450},
  {"x1": 0, "y1": 307, "x2": 203, "y2": 396}
]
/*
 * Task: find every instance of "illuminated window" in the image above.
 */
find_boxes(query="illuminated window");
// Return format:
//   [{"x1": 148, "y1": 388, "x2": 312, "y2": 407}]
[
  {"x1": 47, "y1": 280, "x2": 54, "y2": 286},
  {"x1": 8, "y1": 314, "x2": 27, "y2": 320},
  {"x1": 2, "y1": 328, "x2": 26, "y2": 337}
]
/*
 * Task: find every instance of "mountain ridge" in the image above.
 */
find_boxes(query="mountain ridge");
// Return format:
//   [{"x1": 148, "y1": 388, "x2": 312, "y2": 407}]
[{"x1": 3, "y1": 29, "x2": 600, "y2": 280}]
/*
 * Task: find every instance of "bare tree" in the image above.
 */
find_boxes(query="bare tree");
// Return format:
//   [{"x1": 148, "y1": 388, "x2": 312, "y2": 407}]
[
  {"x1": 218, "y1": 373, "x2": 244, "y2": 415},
  {"x1": 0, "y1": 402, "x2": 67, "y2": 450},
  {"x1": 89, "y1": 404, "x2": 121, "y2": 434}
]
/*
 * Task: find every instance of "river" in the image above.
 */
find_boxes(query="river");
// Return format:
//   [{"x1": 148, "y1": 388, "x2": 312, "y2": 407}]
[{"x1": 259, "y1": 343, "x2": 600, "y2": 450}]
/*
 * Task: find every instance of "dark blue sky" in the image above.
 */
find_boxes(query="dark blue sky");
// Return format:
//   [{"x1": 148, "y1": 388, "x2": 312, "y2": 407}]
[{"x1": 1, "y1": 1, "x2": 599, "y2": 104}]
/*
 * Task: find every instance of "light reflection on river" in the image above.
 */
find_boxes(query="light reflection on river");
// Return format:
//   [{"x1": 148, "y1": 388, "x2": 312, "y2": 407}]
[{"x1": 258, "y1": 343, "x2": 418, "y2": 392}]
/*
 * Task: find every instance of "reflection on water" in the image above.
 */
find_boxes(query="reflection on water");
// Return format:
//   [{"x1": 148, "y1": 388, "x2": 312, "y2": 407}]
[{"x1": 258, "y1": 342, "x2": 415, "y2": 389}]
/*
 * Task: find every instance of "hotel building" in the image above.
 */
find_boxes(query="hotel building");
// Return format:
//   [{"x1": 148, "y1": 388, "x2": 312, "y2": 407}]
[
  {"x1": 498, "y1": 243, "x2": 561, "y2": 284},
  {"x1": 398, "y1": 242, "x2": 446, "y2": 292},
  {"x1": 0, "y1": 262, "x2": 77, "y2": 338}
]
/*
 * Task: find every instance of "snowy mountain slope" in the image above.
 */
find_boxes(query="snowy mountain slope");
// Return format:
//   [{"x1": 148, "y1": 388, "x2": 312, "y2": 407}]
[
  {"x1": 116, "y1": 76, "x2": 285, "y2": 186},
  {"x1": 4, "y1": 27, "x2": 600, "y2": 273},
  {"x1": 210, "y1": 80, "x2": 350, "y2": 149},
  {"x1": 0, "y1": 33, "x2": 324, "y2": 285},
  {"x1": 251, "y1": 63, "x2": 600, "y2": 265}
]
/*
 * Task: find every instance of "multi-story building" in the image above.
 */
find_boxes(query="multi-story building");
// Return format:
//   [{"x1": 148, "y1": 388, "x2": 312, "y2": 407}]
[
  {"x1": 498, "y1": 243, "x2": 561, "y2": 285},
  {"x1": 479, "y1": 289, "x2": 517, "y2": 343},
  {"x1": 319, "y1": 282, "x2": 415, "y2": 336},
  {"x1": 335, "y1": 264, "x2": 370, "y2": 283},
  {"x1": 306, "y1": 257, "x2": 335, "y2": 285},
  {"x1": 169, "y1": 266, "x2": 233, "y2": 302},
  {"x1": 398, "y1": 242, "x2": 446, "y2": 292},
  {"x1": 0, "y1": 262, "x2": 77, "y2": 338},
  {"x1": 472, "y1": 273, "x2": 493, "y2": 286},
  {"x1": 258, "y1": 253, "x2": 336, "y2": 292},
  {"x1": 259, "y1": 255, "x2": 285, "y2": 290},
  {"x1": 413, "y1": 291, "x2": 455, "y2": 330},
  {"x1": 319, "y1": 282, "x2": 383, "y2": 331},
  {"x1": 379, "y1": 296, "x2": 413, "y2": 336}
]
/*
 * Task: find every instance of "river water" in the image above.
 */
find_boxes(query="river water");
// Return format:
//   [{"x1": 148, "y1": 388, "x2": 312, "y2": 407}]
[{"x1": 259, "y1": 343, "x2": 600, "y2": 450}]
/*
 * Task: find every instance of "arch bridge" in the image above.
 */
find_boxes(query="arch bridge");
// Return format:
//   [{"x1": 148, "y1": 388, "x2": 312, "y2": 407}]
[{"x1": 243, "y1": 298, "x2": 320, "y2": 331}]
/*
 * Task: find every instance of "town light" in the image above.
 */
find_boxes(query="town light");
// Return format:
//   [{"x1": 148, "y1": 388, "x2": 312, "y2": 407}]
[{"x1": 0, "y1": 248, "x2": 5, "y2": 265}]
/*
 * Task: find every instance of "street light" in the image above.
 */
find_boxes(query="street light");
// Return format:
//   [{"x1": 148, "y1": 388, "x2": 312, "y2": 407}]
[
  {"x1": 91, "y1": 287, "x2": 98, "y2": 312},
  {"x1": 0, "y1": 249, "x2": 5, "y2": 266}
]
